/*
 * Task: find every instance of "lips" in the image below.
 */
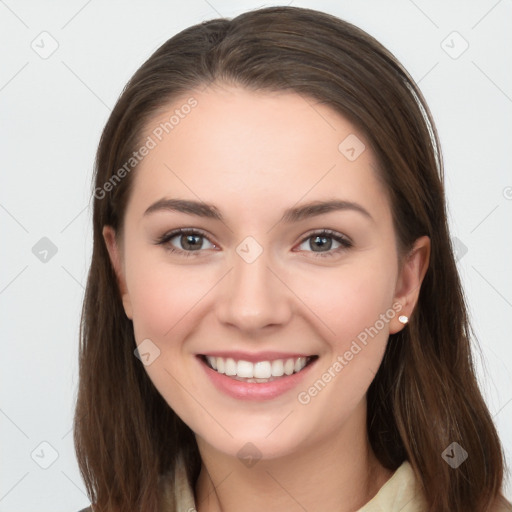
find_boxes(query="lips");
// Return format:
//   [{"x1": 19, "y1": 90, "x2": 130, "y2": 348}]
[
  {"x1": 198, "y1": 352, "x2": 317, "y2": 400},
  {"x1": 198, "y1": 351, "x2": 318, "y2": 393}
]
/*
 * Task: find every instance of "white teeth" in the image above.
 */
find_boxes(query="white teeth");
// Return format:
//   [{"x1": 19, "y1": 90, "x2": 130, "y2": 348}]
[
  {"x1": 294, "y1": 357, "x2": 307, "y2": 373},
  {"x1": 271, "y1": 359, "x2": 284, "y2": 377},
  {"x1": 225, "y1": 358, "x2": 237, "y2": 376},
  {"x1": 254, "y1": 361, "x2": 272, "y2": 379},
  {"x1": 205, "y1": 355, "x2": 311, "y2": 379},
  {"x1": 237, "y1": 360, "x2": 254, "y2": 378},
  {"x1": 284, "y1": 358, "x2": 295, "y2": 376}
]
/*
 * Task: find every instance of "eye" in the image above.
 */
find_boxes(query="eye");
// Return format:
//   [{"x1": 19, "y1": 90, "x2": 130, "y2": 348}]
[
  {"x1": 156, "y1": 228, "x2": 217, "y2": 257},
  {"x1": 155, "y1": 228, "x2": 352, "y2": 259},
  {"x1": 296, "y1": 229, "x2": 352, "y2": 258}
]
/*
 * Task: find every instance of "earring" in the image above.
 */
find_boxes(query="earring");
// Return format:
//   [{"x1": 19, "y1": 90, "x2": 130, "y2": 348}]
[{"x1": 398, "y1": 315, "x2": 409, "y2": 324}]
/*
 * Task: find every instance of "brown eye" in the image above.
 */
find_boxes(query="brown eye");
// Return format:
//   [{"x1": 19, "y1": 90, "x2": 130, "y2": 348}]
[
  {"x1": 156, "y1": 228, "x2": 216, "y2": 256},
  {"x1": 176, "y1": 233, "x2": 204, "y2": 251},
  {"x1": 297, "y1": 230, "x2": 352, "y2": 258}
]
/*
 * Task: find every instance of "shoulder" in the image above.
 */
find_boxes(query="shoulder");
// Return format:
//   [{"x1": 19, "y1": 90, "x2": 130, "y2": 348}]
[{"x1": 358, "y1": 461, "x2": 427, "y2": 511}]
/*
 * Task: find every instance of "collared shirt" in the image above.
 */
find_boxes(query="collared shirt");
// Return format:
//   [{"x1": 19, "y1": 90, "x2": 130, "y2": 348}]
[
  {"x1": 78, "y1": 457, "x2": 512, "y2": 511},
  {"x1": 158, "y1": 455, "x2": 428, "y2": 512}
]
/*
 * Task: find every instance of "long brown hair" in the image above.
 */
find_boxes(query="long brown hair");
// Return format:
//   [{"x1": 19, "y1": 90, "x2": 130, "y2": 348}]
[{"x1": 74, "y1": 6, "x2": 509, "y2": 511}]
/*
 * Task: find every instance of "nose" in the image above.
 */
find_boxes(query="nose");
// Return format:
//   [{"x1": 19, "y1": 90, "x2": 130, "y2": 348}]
[{"x1": 215, "y1": 244, "x2": 293, "y2": 333}]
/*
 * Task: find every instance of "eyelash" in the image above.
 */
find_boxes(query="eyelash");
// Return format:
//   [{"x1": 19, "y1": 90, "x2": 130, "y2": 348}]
[{"x1": 155, "y1": 228, "x2": 353, "y2": 259}]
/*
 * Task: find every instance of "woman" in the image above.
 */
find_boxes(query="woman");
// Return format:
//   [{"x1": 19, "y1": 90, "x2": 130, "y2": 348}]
[{"x1": 74, "y1": 6, "x2": 510, "y2": 512}]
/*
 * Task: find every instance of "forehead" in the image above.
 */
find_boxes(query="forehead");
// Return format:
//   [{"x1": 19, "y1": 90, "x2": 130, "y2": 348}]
[{"x1": 128, "y1": 84, "x2": 390, "y2": 224}]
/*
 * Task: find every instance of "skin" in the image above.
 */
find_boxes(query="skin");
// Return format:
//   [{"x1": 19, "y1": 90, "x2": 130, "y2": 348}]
[{"x1": 104, "y1": 83, "x2": 430, "y2": 512}]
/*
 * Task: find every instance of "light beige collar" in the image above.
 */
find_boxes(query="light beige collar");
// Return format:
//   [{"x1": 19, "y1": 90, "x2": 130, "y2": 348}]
[{"x1": 158, "y1": 455, "x2": 427, "y2": 512}]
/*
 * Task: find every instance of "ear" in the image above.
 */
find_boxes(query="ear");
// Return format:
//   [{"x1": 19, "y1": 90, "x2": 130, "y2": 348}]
[
  {"x1": 102, "y1": 225, "x2": 133, "y2": 320},
  {"x1": 389, "y1": 235, "x2": 430, "y2": 334}
]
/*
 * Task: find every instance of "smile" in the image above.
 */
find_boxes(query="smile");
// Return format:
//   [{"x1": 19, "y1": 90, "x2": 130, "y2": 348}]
[{"x1": 201, "y1": 354, "x2": 316, "y2": 383}]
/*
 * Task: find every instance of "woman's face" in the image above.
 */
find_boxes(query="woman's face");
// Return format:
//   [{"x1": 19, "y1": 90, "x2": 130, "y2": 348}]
[{"x1": 104, "y1": 84, "x2": 429, "y2": 461}]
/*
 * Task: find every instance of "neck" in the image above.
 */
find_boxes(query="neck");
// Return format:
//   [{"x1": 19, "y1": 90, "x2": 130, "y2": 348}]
[{"x1": 194, "y1": 401, "x2": 393, "y2": 512}]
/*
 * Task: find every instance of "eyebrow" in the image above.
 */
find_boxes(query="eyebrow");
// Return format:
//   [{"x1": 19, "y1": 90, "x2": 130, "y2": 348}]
[{"x1": 143, "y1": 198, "x2": 374, "y2": 223}]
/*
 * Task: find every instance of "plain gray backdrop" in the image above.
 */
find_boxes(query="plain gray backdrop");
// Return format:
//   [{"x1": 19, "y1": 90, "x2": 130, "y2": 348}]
[{"x1": 1, "y1": 0, "x2": 511, "y2": 510}]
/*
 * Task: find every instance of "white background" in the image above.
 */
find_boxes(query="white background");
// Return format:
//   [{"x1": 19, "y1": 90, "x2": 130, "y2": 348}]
[{"x1": 0, "y1": 0, "x2": 511, "y2": 510}]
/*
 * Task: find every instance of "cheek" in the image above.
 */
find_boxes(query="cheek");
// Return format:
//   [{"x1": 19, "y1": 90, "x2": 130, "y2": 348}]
[
  {"x1": 292, "y1": 255, "x2": 397, "y2": 348},
  {"x1": 125, "y1": 252, "x2": 213, "y2": 342},
  {"x1": 123, "y1": 255, "x2": 216, "y2": 425},
  {"x1": 291, "y1": 256, "x2": 397, "y2": 409}
]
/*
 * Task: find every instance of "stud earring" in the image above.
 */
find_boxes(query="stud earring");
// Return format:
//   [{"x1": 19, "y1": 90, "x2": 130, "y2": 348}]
[{"x1": 398, "y1": 315, "x2": 409, "y2": 324}]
